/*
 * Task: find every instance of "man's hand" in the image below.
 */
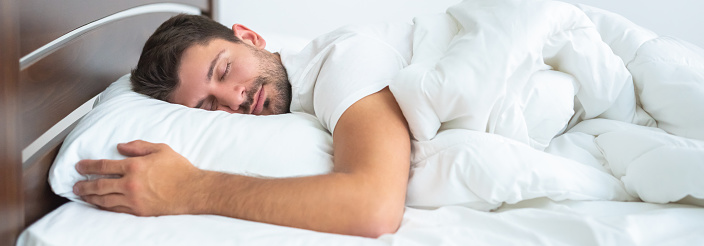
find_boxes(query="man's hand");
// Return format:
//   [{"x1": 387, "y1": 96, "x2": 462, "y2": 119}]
[{"x1": 73, "y1": 140, "x2": 205, "y2": 216}]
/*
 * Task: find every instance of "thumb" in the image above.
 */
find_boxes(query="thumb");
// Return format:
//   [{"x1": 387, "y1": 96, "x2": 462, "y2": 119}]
[{"x1": 117, "y1": 140, "x2": 161, "y2": 157}]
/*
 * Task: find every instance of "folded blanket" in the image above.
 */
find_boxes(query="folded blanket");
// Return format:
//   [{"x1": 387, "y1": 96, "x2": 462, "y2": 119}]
[{"x1": 393, "y1": 0, "x2": 704, "y2": 209}]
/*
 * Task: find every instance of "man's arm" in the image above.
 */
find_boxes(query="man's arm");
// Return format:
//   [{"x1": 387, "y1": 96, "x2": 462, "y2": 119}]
[{"x1": 73, "y1": 87, "x2": 411, "y2": 238}]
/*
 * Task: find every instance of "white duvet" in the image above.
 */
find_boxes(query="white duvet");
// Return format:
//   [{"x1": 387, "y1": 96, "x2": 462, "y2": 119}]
[{"x1": 391, "y1": 0, "x2": 704, "y2": 210}]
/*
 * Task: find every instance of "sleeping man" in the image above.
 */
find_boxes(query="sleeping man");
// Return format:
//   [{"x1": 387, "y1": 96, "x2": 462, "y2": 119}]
[
  {"x1": 72, "y1": 0, "x2": 704, "y2": 239},
  {"x1": 73, "y1": 14, "x2": 413, "y2": 238}
]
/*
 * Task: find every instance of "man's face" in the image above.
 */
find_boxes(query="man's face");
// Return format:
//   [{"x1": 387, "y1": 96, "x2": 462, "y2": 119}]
[{"x1": 171, "y1": 38, "x2": 291, "y2": 115}]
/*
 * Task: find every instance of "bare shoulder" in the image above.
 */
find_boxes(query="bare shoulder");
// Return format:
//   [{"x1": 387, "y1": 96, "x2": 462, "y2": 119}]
[{"x1": 332, "y1": 86, "x2": 410, "y2": 176}]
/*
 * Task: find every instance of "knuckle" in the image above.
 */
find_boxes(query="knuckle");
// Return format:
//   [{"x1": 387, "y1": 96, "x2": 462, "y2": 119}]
[
  {"x1": 124, "y1": 159, "x2": 141, "y2": 173},
  {"x1": 156, "y1": 143, "x2": 170, "y2": 151},
  {"x1": 129, "y1": 140, "x2": 146, "y2": 147},
  {"x1": 123, "y1": 161, "x2": 134, "y2": 173},
  {"x1": 99, "y1": 159, "x2": 110, "y2": 172},
  {"x1": 124, "y1": 179, "x2": 140, "y2": 192},
  {"x1": 95, "y1": 179, "x2": 106, "y2": 191}
]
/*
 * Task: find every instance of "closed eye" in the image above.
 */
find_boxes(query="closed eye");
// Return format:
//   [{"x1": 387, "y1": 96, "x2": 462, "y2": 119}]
[{"x1": 220, "y1": 62, "x2": 231, "y2": 81}]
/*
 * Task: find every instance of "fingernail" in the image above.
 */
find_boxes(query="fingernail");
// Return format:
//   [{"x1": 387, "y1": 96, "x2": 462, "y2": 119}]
[{"x1": 73, "y1": 184, "x2": 80, "y2": 194}]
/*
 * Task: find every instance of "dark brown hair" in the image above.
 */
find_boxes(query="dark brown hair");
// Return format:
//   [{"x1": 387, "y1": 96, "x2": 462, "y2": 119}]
[{"x1": 130, "y1": 14, "x2": 242, "y2": 101}]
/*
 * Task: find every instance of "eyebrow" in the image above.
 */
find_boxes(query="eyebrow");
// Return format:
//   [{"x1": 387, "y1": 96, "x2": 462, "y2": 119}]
[
  {"x1": 196, "y1": 50, "x2": 226, "y2": 108},
  {"x1": 207, "y1": 50, "x2": 226, "y2": 82}
]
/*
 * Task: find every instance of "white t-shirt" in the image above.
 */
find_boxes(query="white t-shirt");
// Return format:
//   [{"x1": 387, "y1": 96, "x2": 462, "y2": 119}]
[{"x1": 281, "y1": 22, "x2": 413, "y2": 134}]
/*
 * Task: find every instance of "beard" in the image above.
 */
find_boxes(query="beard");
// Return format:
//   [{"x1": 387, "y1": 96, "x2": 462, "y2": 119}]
[{"x1": 239, "y1": 49, "x2": 292, "y2": 115}]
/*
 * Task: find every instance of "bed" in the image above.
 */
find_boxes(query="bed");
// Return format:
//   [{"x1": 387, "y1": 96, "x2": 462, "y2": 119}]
[{"x1": 4, "y1": 0, "x2": 704, "y2": 245}]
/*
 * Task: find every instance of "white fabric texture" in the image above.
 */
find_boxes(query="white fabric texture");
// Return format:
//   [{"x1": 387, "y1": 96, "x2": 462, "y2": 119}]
[
  {"x1": 627, "y1": 37, "x2": 704, "y2": 141},
  {"x1": 282, "y1": 22, "x2": 412, "y2": 134},
  {"x1": 390, "y1": 0, "x2": 650, "y2": 144},
  {"x1": 49, "y1": 75, "x2": 334, "y2": 202},
  {"x1": 19, "y1": 199, "x2": 704, "y2": 246},
  {"x1": 594, "y1": 124, "x2": 704, "y2": 204},
  {"x1": 391, "y1": 0, "x2": 704, "y2": 209},
  {"x1": 406, "y1": 129, "x2": 633, "y2": 211}
]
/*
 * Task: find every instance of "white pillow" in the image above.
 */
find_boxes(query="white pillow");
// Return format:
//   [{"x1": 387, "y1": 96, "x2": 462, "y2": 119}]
[{"x1": 49, "y1": 74, "x2": 334, "y2": 202}]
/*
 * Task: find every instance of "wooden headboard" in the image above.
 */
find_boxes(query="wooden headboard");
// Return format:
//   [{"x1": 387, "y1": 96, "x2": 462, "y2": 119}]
[{"x1": 0, "y1": 0, "x2": 213, "y2": 244}]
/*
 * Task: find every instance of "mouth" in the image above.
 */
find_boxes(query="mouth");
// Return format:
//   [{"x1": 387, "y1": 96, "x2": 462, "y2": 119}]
[{"x1": 250, "y1": 85, "x2": 266, "y2": 115}]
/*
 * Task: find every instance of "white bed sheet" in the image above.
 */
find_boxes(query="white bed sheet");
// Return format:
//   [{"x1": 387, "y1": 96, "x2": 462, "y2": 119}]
[{"x1": 19, "y1": 199, "x2": 704, "y2": 245}]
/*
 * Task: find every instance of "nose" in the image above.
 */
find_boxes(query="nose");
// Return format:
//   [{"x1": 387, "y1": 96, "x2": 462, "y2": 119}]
[{"x1": 214, "y1": 85, "x2": 248, "y2": 113}]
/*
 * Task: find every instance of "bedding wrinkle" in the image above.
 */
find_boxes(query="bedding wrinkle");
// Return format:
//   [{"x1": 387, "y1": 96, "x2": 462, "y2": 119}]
[
  {"x1": 406, "y1": 129, "x2": 635, "y2": 211},
  {"x1": 394, "y1": 0, "x2": 704, "y2": 213},
  {"x1": 393, "y1": 0, "x2": 638, "y2": 143}
]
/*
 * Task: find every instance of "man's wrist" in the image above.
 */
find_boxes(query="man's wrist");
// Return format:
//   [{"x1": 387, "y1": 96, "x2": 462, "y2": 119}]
[{"x1": 183, "y1": 169, "x2": 220, "y2": 214}]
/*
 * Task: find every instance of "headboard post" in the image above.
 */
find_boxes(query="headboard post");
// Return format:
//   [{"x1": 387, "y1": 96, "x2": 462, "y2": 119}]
[{"x1": 0, "y1": 0, "x2": 24, "y2": 245}]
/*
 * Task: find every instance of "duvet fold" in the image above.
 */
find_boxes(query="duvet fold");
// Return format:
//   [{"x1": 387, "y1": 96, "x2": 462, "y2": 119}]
[{"x1": 394, "y1": 0, "x2": 704, "y2": 209}]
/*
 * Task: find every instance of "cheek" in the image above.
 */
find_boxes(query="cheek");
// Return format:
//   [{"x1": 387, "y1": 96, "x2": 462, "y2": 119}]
[
  {"x1": 238, "y1": 66, "x2": 259, "y2": 81},
  {"x1": 238, "y1": 55, "x2": 264, "y2": 79}
]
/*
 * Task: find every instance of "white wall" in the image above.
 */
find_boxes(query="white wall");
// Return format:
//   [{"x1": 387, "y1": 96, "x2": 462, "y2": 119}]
[
  {"x1": 216, "y1": 0, "x2": 704, "y2": 48},
  {"x1": 560, "y1": 0, "x2": 704, "y2": 47},
  {"x1": 215, "y1": 0, "x2": 460, "y2": 41}
]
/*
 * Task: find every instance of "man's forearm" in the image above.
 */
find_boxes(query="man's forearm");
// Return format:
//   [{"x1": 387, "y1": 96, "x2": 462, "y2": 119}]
[{"x1": 192, "y1": 169, "x2": 406, "y2": 237}]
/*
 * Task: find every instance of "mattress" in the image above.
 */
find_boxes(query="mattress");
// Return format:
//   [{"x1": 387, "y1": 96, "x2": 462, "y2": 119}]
[{"x1": 19, "y1": 199, "x2": 704, "y2": 245}]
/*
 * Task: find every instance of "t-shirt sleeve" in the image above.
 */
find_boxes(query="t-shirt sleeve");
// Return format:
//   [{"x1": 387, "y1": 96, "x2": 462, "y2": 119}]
[{"x1": 312, "y1": 35, "x2": 408, "y2": 134}]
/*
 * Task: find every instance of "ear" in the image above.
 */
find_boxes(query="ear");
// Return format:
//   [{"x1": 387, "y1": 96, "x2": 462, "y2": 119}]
[{"x1": 232, "y1": 24, "x2": 266, "y2": 49}]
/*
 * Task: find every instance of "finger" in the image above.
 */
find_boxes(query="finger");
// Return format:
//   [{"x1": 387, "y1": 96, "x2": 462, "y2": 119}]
[
  {"x1": 74, "y1": 178, "x2": 123, "y2": 196},
  {"x1": 117, "y1": 140, "x2": 161, "y2": 157},
  {"x1": 81, "y1": 193, "x2": 128, "y2": 209},
  {"x1": 76, "y1": 159, "x2": 126, "y2": 175}
]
